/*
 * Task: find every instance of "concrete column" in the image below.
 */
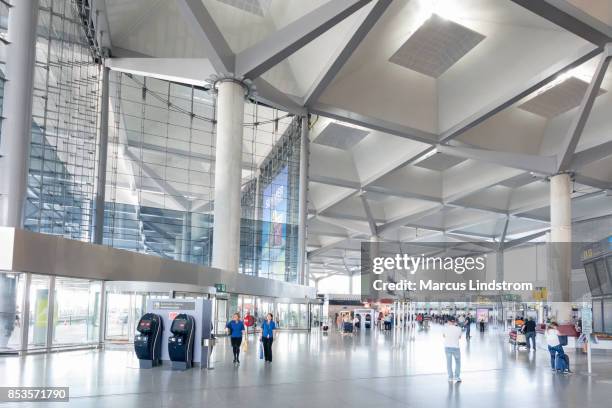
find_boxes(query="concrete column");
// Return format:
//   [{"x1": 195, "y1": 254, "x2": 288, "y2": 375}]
[
  {"x1": 0, "y1": 0, "x2": 39, "y2": 227},
  {"x1": 297, "y1": 115, "x2": 310, "y2": 285},
  {"x1": 98, "y1": 280, "x2": 107, "y2": 347},
  {"x1": 181, "y1": 212, "x2": 192, "y2": 262},
  {"x1": 93, "y1": 67, "x2": 110, "y2": 245},
  {"x1": 211, "y1": 80, "x2": 245, "y2": 272},
  {"x1": 496, "y1": 250, "x2": 504, "y2": 325},
  {"x1": 548, "y1": 173, "x2": 572, "y2": 323},
  {"x1": 348, "y1": 272, "x2": 353, "y2": 295}
]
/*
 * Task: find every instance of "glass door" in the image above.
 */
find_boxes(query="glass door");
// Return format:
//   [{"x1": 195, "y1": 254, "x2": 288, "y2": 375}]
[{"x1": 215, "y1": 298, "x2": 228, "y2": 335}]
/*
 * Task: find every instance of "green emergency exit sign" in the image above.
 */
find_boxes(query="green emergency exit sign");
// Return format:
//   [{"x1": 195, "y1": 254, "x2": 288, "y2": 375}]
[{"x1": 215, "y1": 283, "x2": 226, "y2": 293}]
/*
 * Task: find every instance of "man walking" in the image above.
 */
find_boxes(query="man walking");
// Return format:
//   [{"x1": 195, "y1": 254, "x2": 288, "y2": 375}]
[
  {"x1": 465, "y1": 314, "x2": 471, "y2": 339},
  {"x1": 443, "y1": 317, "x2": 463, "y2": 382},
  {"x1": 523, "y1": 316, "x2": 536, "y2": 350}
]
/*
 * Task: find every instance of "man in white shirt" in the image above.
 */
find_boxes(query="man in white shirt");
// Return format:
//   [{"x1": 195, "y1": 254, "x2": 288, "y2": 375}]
[{"x1": 442, "y1": 317, "x2": 463, "y2": 382}]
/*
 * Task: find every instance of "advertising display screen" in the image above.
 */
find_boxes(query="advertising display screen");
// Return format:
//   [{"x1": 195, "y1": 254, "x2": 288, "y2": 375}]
[{"x1": 260, "y1": 167, "x2": 288, "y2": 280}]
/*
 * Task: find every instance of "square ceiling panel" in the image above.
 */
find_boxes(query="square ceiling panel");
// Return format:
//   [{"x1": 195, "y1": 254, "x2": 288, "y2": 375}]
[
  {"x1": 216, "y1": 0, "x2": 270, "y2": 16},
  {"x1": 314, "y1": 122, "x2": 370, "y2": 150},
  {"x1": 389, "y1": 14, "x2": 485, "y2": 78},
  {"x1": 414, "y1": 152, "x2": 466, "y2": 171},
  {"x1": 518, "y1": 77, "x2": 606, "y2": 118}
]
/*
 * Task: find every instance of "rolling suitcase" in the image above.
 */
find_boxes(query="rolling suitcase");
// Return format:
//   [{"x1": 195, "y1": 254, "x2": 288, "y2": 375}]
[{"x1": 555, "y1": 353, "x2": 570, "y2": 372}]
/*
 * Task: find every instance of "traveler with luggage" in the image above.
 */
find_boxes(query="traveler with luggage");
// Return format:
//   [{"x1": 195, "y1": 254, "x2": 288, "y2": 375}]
[
  {"x1": 443, "y1": 317, "x2": 463, "y2": 382},
  {"x1": 260, "y1": 313, "x2": 277, "y2": 363},
  {"x1": 546, "y1": 322, "x2": 570, "y2": 374},
  {"x1": 384, "y1": 314, "x2": 392, "y2": 330},
  {"x1": 458, "y1": 314, "x2": 466, "y2": 330},
  {"x1": 522, "y1": 317, "x2": 536, "y2": 350},
  {"x1": 226, "y1": 313, "x2": 245, "y2": 365}
]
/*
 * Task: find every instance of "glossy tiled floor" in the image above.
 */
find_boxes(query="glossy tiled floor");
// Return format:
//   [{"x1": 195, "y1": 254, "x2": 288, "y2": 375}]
[{"x1": 1, "y1": 324, "x2": 611, "y2": 407}]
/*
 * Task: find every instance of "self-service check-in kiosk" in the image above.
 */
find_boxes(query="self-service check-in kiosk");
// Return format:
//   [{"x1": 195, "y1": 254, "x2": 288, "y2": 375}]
[
  {"x1": 143, "y1": 299, "x2": 213, "y2": 369},
  {"x1": 134, "y1": 313, "x2": 163, "y2": 368},
  {"x1": 168, "y1": 314, "x2": 196, "y2": 370}
]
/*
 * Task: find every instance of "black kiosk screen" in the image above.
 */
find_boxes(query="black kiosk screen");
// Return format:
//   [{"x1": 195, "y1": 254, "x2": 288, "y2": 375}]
[
  {"x1": 171, "y1": 319, "x2": 188, "y2": 333},
  {"x1": 138, "y1": 320, "x2": 152, "y2": 332}
]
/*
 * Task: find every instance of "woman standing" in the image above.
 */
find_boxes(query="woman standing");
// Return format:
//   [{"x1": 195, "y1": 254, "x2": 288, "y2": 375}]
[
  {"x1": 260, "y1": 313, "x2": 277, "y2": 363},
  {"x1": 226, "y1": 313, "x2": 245, "y2": 365}
]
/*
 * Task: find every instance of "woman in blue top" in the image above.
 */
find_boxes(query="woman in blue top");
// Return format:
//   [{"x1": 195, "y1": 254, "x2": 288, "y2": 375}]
[
  {"x1": 226, "y1": 313, "x2": 245, "y2": 365},
  {"x1": 260, "y1": 313, "x2": 277, "y2": 363}
]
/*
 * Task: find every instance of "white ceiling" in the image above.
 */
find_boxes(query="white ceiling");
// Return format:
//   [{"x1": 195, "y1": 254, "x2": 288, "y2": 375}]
[{"x1": 97, "y1": 0, "x2": 612, "y2": 280}]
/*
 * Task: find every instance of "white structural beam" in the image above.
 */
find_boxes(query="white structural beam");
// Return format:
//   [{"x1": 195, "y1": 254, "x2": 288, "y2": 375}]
[
  {"x1": 503, "y1": 230, "x2": 550, "y2": 250},
  {"x1": 510, "y1": 0, "x2": 612, "y2": 46},
  {"x1": 437, "y1": 145, "x2": 557, "y2": 175},
  {"x1": 439, "y1": 45, "x2": 601, "y2": 143},
  {"x1": 311, "y1": 102, "x2": 438, "y2": 145},
  {"x1": 252, "y1": 78, "x2": 307, "y2": 115},
  {"x1": 571, "y1": 140, "x2": 612, "y2": 169},
  {"x1": 316, "y1": 215, "x2": 371, "y2": 237},
  {"x1": 106, "y1": 58, "x2": 215, "y2": 86},
  {"x1": 176, "y1": 0, "x2": 235, "y2": 73},
  {"x1": 573, "y1": 174, "x2": 611, "y2": 191},
  {"x1": 235, "y1": 0, "x2": 371, "y2": 78},
  {"x1": 498, "y1": 216, "x2": 509, "y2": 250},
  {"x1": 557, "y1": 53, "x2": 611, "y2": 172},
  {"x1": 308, "y1": 238, "x2": 350, "y2": 259},
  {"x1": 358, "y1": 193, "x2": 378, "y2": 237},
  {"x1": 377, "y1": 205, "x2": 443, "y2": 235},
  {"x1": 303, "y1": 0, "x2": 391, "y2": 105}
]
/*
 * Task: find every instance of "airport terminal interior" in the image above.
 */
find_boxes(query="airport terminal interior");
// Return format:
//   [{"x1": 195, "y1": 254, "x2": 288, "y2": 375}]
[{"x1": 1, "y1": 0, "x2": 612, "y2": 406}]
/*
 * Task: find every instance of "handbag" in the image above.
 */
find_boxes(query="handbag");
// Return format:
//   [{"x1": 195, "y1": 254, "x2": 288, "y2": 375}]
[{"x1": 259, "y1": 340, "x2": 264, "y2": 360}]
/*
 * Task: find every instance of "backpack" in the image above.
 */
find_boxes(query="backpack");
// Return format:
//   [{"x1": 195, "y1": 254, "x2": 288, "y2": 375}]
[{"x1": 555, "y1": 353, "x2": 570, "y2": 372}]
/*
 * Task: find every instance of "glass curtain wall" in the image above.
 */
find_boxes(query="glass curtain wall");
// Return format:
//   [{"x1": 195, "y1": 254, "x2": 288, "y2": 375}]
[
  {"x1": 0, "y1": 0, "x2": 8, "y2": 138},
  {"x1": 24, "y1": 0, "x2": 100, "y2": 240},
  {"x1": 105, "y1": 72, "x2": 216, "y2": 260},
  {"x1": 105, "y1": 72, "x2": 301, "y2": 282}
]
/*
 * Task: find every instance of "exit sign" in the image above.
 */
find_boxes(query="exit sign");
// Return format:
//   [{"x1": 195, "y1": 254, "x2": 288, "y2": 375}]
[{"x1": 215, "y1": 283, "x2": 226, "y2": 293}]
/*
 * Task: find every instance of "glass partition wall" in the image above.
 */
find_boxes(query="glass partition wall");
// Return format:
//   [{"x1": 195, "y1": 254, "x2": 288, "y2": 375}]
[{"x1": 0, "y1": 272, "x2": 104, "y2": 354}]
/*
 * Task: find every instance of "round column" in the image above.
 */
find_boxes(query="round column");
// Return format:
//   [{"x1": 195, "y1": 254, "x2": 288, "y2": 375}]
[
  {"x1": 211, "y1": 80, "x2": 246, "y2": 272},
  {"x1": 548, "y1": 173, "x2": 572, "y2": 323},
  {"x1": 297, "y1": 115, "x2": 310, "y2": 285},
  {"x1": 0, "y1": 0, "x2": 39, "y2": 227}
]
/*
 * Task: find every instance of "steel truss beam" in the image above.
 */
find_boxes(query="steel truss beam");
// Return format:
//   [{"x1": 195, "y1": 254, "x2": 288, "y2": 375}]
[
  {"x1": 510, "y1": 0, "x2": 612, "y2": 47},
  {"x1": 176, "y1": 0, "x2": 235, "y2": 73},
  {"x1": 571, "y1": 140, "x2": 612, "y2": 169},
  {"x1": 359, "y1": 193, "x2": 378, "y2": 237},
  {"x1": 235, "y1": 0, "x2": 371, "y2": 78},
  {"x1": 304, "y1": 0, "x2": 391, "y2": 105},
  {"x1": 557, "y1": 53, "x2": 611, "y2": 171},
  {"x1": 437, "y1": 145, "x2": 557, "y2": 175},
  {"x1": 439, "y1": 45, "x2": 601, "y2": 143},
  {"x1": 310, "y1": 103, "x2": 438, "y2": 145}
]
